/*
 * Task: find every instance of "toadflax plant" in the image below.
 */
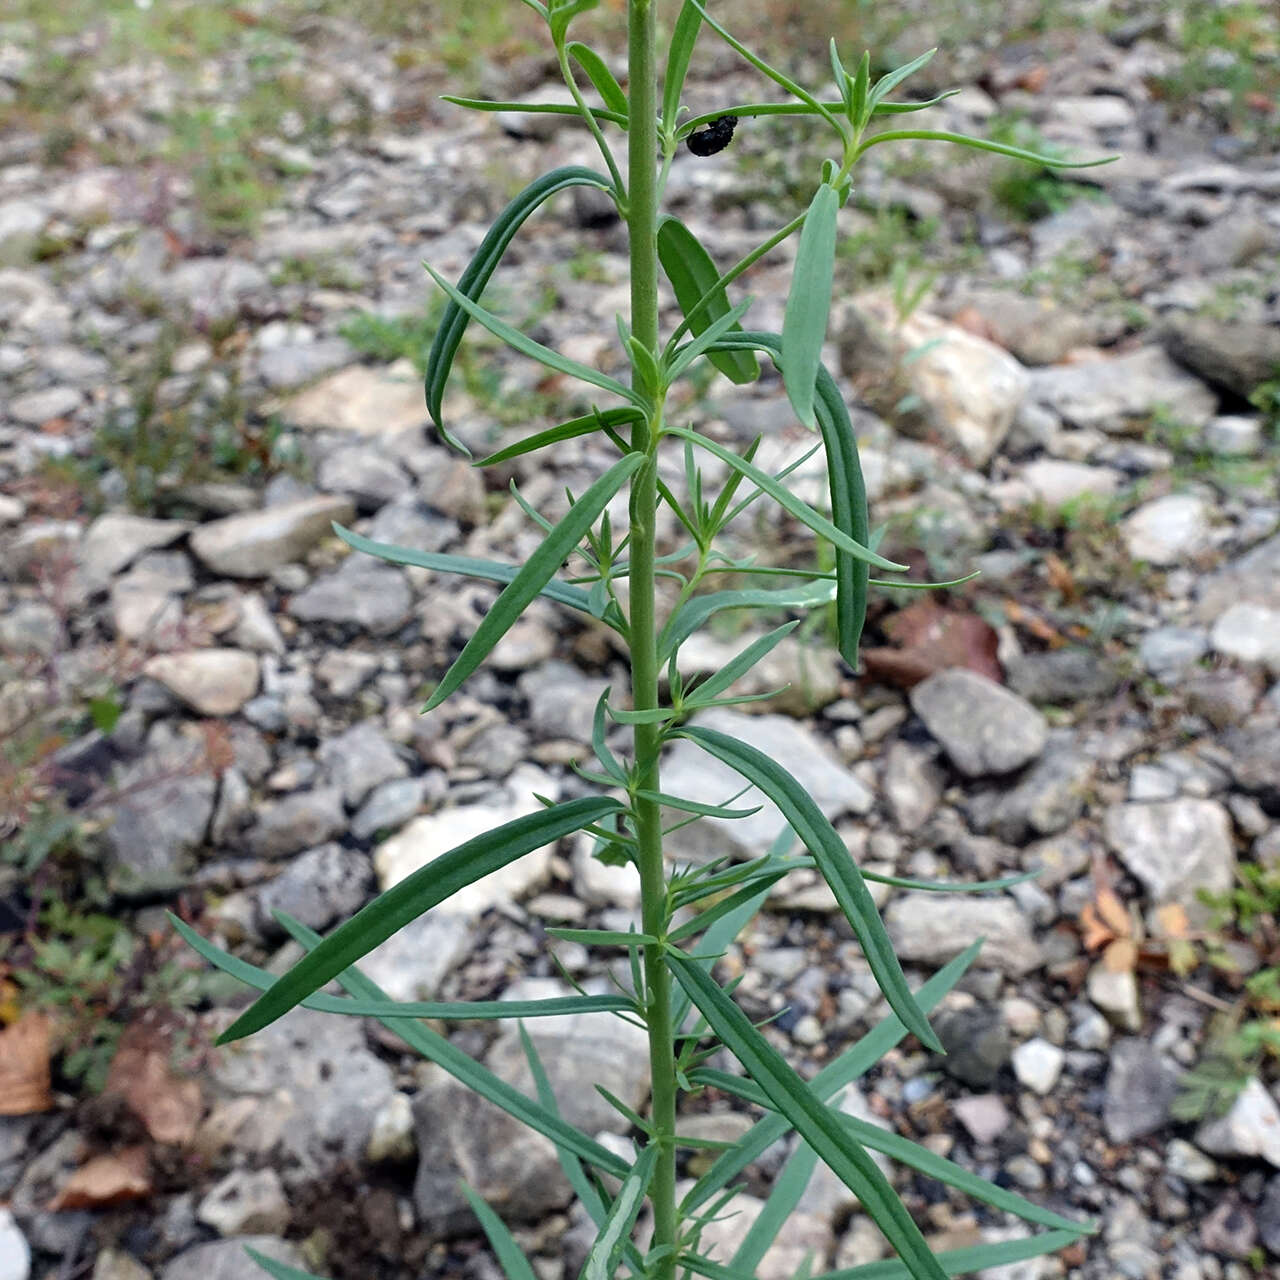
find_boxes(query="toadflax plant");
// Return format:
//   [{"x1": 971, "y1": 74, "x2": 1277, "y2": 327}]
[{"x1": 176, "y1": 3, "x2": 1106, "y2": 1277}]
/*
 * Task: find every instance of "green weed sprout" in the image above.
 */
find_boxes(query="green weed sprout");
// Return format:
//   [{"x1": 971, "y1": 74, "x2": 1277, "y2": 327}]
[{"x1": 177, "y1": 3, "x2": 1105, "y2": 1277}]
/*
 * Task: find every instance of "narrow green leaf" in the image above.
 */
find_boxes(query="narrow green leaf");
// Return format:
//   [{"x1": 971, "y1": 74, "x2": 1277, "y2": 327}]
[
  {"x1": 657, "y1": 216, "x2": 759, "y2": 385},
  {"x1": 687, "y1": 0, "x2": 843, "y2": 132},
  {"x1": 666, "y1": 297, "x2": 755, "y2": 382},
  {"x1": 679, "y1": 725, "x2": 940, "y2": 1052},
  {"x1": 425, "y1": 259, "x2": 639, "y2": 407},
  {"x1": 424, "y1": 452, "x2": 644, "y2": 710},
  {"x1": 666, "y1": 426, "x2": 902, "y2": 573},
  {"x1": 682, "y1": 944, "x2": 980, "y2": 1215},
  {"x1": 657, "y1": 579, "x2": 837, "y2": 664},
  {"x1": 442, "y1": 95, "x2": 625, "y2": 126},
  {"x1": 425, "y1": 166, "x2": 616, "y2": 448},
  {"x1": 459, "y1": 1185, "x2": 540, "y2": 1280},
  {"x1": 667, "y1": 873, "x2": 790, "y2": 943},
  {"x1": 690, "y1": 1069, "x2": 1087, "y2": 1235},
  {"x1": 830, "y1": 40, "x2": 853, "y2": 115},
  {"x1": 591, "y1": 687, "x2": 629, "y2": 784},
  {"x1": 215, "y1": 797, "x2": 621, "y2": 1042},
  {"x1": 711, "y1": 331, "x2": 870, "y2": 666},
  {"x1": 858, "y1": 129, "x2": 1115, "y2": 170},
  {"x1": 474, "y1": 406, "x2": 642, "y2": 467},
  {"x1": 244, "y1": 1248, "x2": 329, "y2": 1280},
  {"x1": 684, "y1": 621, "x2": 800, "y2": 707},
  {"x1": 567, "y1": 42, "x2": 629, "y2": 119},
  {"x1": 866, "y1": 48, "x2": 937, "y2": 110},
  {"x1": 586, "y1": 1146, "x2": 658, "y2": 1280},
  {"x1": 178, "y1": 911, "x2": 630, "y2": 1180},
  {"x1": 547, "y1": 928, "x2": 660, "y2": 947},
  {"x1": 731, "y1": 1137, "x2": 820, "y2": 1273},
  {"x1": 782, "y1": 183, "x2": 839, "y2": 428},
  {"x1": 297, "y1": 994, "x2": 635, "y2": 1021},
  {"x1": 848, "y1": 51, "x2": 870, "y2": 126},
  {"x1": 334, "y1": 523, "x2": 601, "y2": 619},
  {"x1": 636, "y1": 790, "x2": 761, "y2": 820},
  {"x1": 625, "y1": 329, "x2": 664, "y2": 399},
  {"x1": 808, "y1": 1230, "x2": 1087, "y2": 1280},
  {"x1": 662, "y1": 1, "x2": 704, "y2": 130},
  {"x1": 667, "y1": 952, "x2": 947, "y2": 1280},
  {"x1": 860, "y1": 869, "x2": 1038, "y2": 893}
]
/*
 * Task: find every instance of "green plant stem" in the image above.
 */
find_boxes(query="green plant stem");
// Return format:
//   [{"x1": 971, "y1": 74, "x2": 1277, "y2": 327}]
[{"x1": 627, "y1": 2, "x2": 678, "y2": 1276}]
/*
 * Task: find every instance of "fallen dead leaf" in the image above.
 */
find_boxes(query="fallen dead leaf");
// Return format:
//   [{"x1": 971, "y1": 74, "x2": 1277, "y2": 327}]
[
  {"x1": 862, "y1": 598, "x2": 1001, "y2": 689},
  {"x1": 49, "y1": 1146, "x2": 151, "y2": 1210},
  {"x1": 0, "y1": 1011, "x2": 54, "y2": 1115},
  {"x1": 104, "y1": 1019, "x2": 203, "y2": 1146}
]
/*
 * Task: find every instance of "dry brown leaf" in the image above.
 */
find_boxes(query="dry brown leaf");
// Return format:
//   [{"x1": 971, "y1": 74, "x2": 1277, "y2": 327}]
[
  {"x1": 1154, "y1": 903, "x2": 1191, "y2": 940},
  {"x1": 1003, "y1": 599, "x2": 1066, "y2": 648},
  {"x1": 1044, "y1": 553, "x2": 1078, "y2": 603},
  {"x1": 0, "y1": 1012, "x2": 54, "y2": 1115},
  {"x1": 104, "y1": 1020, "x2": 203, "y2": 1146},
  {"x1": 864, "y1": 598, "x2": 1001, "y2": 689},
  {"x1": 1079, "y1": 903, "x2": 1115, "y2": 953},
  {"x1": 1095, "y1": 884, "x2": 1133, "y2": 938},
  {"x1": 1103, "y1": 937, "x2": 1139, "y2": 974},
  {"x1": 49, "y1": 1146, "x2": 151, "y2": 1211}
]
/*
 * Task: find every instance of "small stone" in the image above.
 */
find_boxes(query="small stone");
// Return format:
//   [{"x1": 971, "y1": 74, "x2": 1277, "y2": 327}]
[
  {"x1": 1104, "y1": 799, "x2": 1235, "y2": 908},
  {"x1": 360, "y1": 912, "x2": 472, "y2": 1003},
  {"x1": 319, "y1": 722, "x2": 408, "y2": 808},
  {"x1": 351, "y1": 776, "x2": 430, "y2": 841},
  {"x1": 1128, "y1": 763, "x2": 1179, "y2": 801},
  {"x1": 1087, "y1": 963, "x2": 1142, "y2": 1032},
  {"x1": 986, "y1": 737, "x2": 1095, "y2": 841},
  {"x1": 1004, "y1": 649, "x2": 1121, "y2": 704},
  {"x1": 92, "y1": 1250, "x2": 151, "y2": 1280},
  {"x1": 281, "y1": 362, "x2": 428, "y2": 437},
  {"x1": 142, "y1": 650, "x2": 259, "y2": 716},
  {"x1": 885, "y1": 894, "x2": 1042, "y2": 976},
  {"x1": 935, "y1": 1005, "x2": 1011, "y2": 1088},
  {"x1": 1004, "y1": 1154, "x2": 1046, "y2": 1191},
  {"x1": 251, "y1": 843, "x2": 372, "y2": 937},
  {"x1": 1012, "y1": 1038, "x2": 1065, "y2": 1094},
  {"x1": 1196, "y1": 1078, "x2": 1280, "y2": 1168},
  {"x1": 1121, "y1": 494, "x2": 1213, "y2": 566},
  {"x1": 1259, "y1": 1174, "x2": 1280, "y2": 1257},
  {"x1": 1104, "y1": 1038, "x2": 1180, "y2": 1143},
  {"x1": 881, "y1": 741, "x2": 945, "y2": 833},
  {"x1": 10, "y1": 384, "x2": 81, "y2": 424},
  {"x1": 953, "y1": 1093, "x2": 1012, "y2": 1145},
  {"x1": 78, "y1": 514, "x2": 191, "y2": 592},
  {"x1": 249, "y1": 788, "x2": 347, "y2": 859},
  {"x1": 1185, "y1": 669, "x2": 1260, "y2": 728},
  {"x1": 189, "y1": 495, "x2": 355, "y2": 578},
  {"x1": 1139, "y1": 627, "x2": 1210, "y2": 684},
  {"x1": 1021, "y1": 458, "x2": 1124, "y2": 508},
  {"x1": 0, "y1": 1207, "x2": 30, "y2": 1280},
  {"x1": 367, "y1": 1092, "x2": 416, "y2": 1163},
  {"x1": 910, "y1": 670, "x2": 1048, "y2": 777},
  {"x1": 160, "y1": 1237, "x2": 304, "y2": 1280},
  {"x1": 317, "y1": 443, "x2": 411, "y2": 512},
  {"x1": 1200, "y1": 1198, "x2": 1258, "y2": 1260},
  {"x1": 1165, "y1": 1139, "x2": 1217, "y2": 1183},
  {"x1": 196, "y1": 1168, "x2": 289, "y2": 1236},
  {"x1": 1211, "y1": 603, "x2": 1280, "y2": 675},
  {"x1": 289, "y1": 559, "x2": 412, "y2": 635},
  {"x1": 1203, "y1": 415, "x2": 1263, "y2": 456}
]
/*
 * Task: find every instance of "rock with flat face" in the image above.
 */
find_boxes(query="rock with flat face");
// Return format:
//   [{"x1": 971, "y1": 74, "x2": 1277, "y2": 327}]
[
  {"x1": 910, "y1": 669, "x2": 1048, "y2": 777},
  {"x1": 161, "y1": 1237, "x2": 304, "y2": 1280},
  {"x1": 1104, "y1": 1038, "x2": 1180, "y2": 1143},
  {"x1": 281, "y1": 362, "x2": 429, "y2": 436},
  {"x1": 884, "y1": 893, "x2": 1042, "y2": 976},
  {"x1": 1103, "y1": 798, "x2": 1235, "y2": 908},
  {"x1": 189, "y1": 495, "x2": 354, "y2": 578},
  {"x1": 142, "y1": 649, "x2": 259, "y2": 716},
  {"x1": 78, "y1": 514, "x2": 192, "y2": 592}
]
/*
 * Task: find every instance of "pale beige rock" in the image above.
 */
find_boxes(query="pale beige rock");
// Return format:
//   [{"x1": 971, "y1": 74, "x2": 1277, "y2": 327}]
[
  {"x1": 189, "y1": 495, "x2": 354, "y2": 578},
  {"x1": 280, "y1": 361, "x2": 428, "y2": 436},
  {"x1": 143, "y1": 649, "x2": 260, "y2": 715}
]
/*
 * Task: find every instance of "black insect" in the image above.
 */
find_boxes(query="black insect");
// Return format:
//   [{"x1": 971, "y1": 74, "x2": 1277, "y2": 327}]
[{"x1": 686, "y1": 114, "x2": 739, "y2": 157}]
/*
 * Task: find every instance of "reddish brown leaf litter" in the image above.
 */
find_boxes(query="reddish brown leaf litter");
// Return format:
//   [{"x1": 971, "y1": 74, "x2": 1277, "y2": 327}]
[{"x1": 0, "y1": 1011, "x2": 54, "y2": 1115}]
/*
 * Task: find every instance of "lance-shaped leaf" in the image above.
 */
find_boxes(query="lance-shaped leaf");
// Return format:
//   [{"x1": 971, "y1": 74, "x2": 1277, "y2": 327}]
[
  {"x1": 585, "y1": 1145, "x2": 657, "y2": 1280},
  {"x1": 658, "y1": 216, "x2": 759, "y2": 385},
  {"x1": 782, "y1": 182, "x2": 839, "y2": 427},
  {"x1": 425, "y1": 165, "x2": 618, "y2": 449},
  {"x1": 658, "y1": 579, "x2": 836, "y2": 663},
  {"x1": 683, "y1": 942, "x2": 979, "y2": 1214},
  {"x1": 425, "y1": 260, "x2": 640, "y2": 408},
  {"x1": 684, "y1": 621, "x2": 800, "y2": 711},
  {"x1": 667, "y1": 951, "x2": 947, "y2": 1280},
  {"x1": 867, "y1": 47, "x2": 938, "y2": 111},
  {"x1": 423, "y1": 452, "x2": 644, "y2": 711},
  {"x1": 442, "y1": 95, "x2": 625, "y2": 126},
  {"x1": 334, "y1": 524, "x2": 602, "y2": 618},
  {"x1": 474, "y1": 406, "x2": 642, "y2": 467},
  {"x1": 677, "y1": 725, "x2": 941, "y2": 1053},
  {"x1": 662, "y1": 1, "x2": 703, "y2": 129},
  {"x1": 460, "y1": 1185, "x2": 540, "y2": 1280},
  {"x1": 666, "y1": 297, "x2": 755, "y2": 382},
  {"x1": 712, "y1": 330, "x2": 871, "y2": 666},
  {"x1": 175, "y1": 911, "x2": 630, "y2": 1179},
  {"x1": 216, "y1": 796, "x2": 622, "y2": 1042},
  {"x1": 666, "y1": 426, "x2": 899, "y2": 574},
  {"x1": 568, "y1": 42, "x2": 628, "y2": 120}
]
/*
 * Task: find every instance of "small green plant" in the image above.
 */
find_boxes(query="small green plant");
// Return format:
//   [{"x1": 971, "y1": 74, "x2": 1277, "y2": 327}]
[
  {"x1": 988, "y1": 113, "x2": 1094, "y2": 221},
  {"x1": 180, "y1": 5, "x2": 1102, "y2": 1277},
  {"x1": 1174, "y1": 867, "x2": 1280, "y2": 1121}
]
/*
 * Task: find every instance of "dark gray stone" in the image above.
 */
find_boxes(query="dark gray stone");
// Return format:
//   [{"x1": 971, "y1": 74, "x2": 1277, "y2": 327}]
[
  {"x1": 1103, "y1": 1038, "x2": 1180, "y2": 1143},
  {"x1": 910, "y1": 670, "x2": 1049, "y2": 777},
  {"x1": 251, "y1": 843, "x2": 372, "y2": 937},
  {"x1": 249, "y1": 788, "x2": 346, "y2": 859},
  {"x1": 289, "y1": 559, "x2": 412, "y2": 635},
  {"x1": 1004, "y1": 649, "x2": 1121, "y2": 705},
  {"x1": 935, "y1": 1006, "x2": 1011, "y2": 1088}
]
